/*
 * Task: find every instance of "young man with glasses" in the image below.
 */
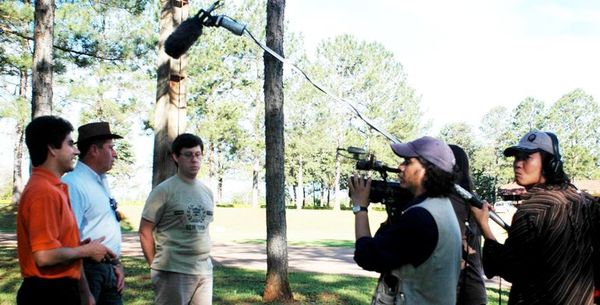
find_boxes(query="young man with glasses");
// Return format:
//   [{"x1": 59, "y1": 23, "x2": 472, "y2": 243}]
[
  {"x1": 62, "y1": 122, "x2": 125, "y2": 305},
  {"x1": 139, "y1": 133, "x2": 215, "y2": 305}
]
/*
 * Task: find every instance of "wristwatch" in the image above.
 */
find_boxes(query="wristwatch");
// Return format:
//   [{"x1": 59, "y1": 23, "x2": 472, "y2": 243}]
[{"x1": 352, "y1": 204, "x2": 368, "y2": 214}]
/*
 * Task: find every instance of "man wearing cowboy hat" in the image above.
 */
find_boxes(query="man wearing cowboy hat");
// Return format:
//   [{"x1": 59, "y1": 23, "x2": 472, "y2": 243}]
[
  {"x1": 17, "y1": 116, "x2": 115, "y2": 305},
  {"x1": 63, "y1": 122, "x2": 125, "y2": 305}
]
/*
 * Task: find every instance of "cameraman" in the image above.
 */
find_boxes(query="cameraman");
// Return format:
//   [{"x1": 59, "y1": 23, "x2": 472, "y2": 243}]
[{"x1": 349, "y1": 136, "x2": 461, "y2": 305}]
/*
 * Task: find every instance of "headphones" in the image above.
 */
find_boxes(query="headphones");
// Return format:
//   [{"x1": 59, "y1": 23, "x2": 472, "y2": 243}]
[{"x1": 545, "y1": 132, "x2": 562, "y2": 177}]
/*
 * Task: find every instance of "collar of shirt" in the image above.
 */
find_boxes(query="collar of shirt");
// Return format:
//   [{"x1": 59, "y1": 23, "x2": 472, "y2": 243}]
[
  {"x1": 76, "y1": 162, "x2": 110, "y2": 192},
  {"x1": 31, "y1": 167, "x2": 63, "y2": 186},
  {"x1": 401, "y1": 193, "x2": 428, "y2": 212}
]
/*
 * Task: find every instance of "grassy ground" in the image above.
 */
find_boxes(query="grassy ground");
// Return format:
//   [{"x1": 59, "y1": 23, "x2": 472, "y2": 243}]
[
  {"x1": 0, "y1": 246, "x2": 508, "y2": 305},
  {"x1": 0, "y1": 202, "x2": 510, "y2": 304}
]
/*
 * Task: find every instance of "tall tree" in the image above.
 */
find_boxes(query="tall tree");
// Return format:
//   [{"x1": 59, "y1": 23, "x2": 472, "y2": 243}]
[
  {"x1": 545, "y1": 89, "x2": 600, "y2": 179},
  {"x1": 262, "y1": 0, "x2": 292, "y2": 301},
  {"x1": 289, "y1": 34, "x2": 421, "y2": 209},
  {"x1": 152, "y1": 0, "x2": 189, "y2": 187},
  {"x1": 476, "y1": 106, "x2": 512, "y2": 201},
  {"x1": 54, "y1": 1, "x2": 155, "y2": 195},
  {"x1": 0, "y1": 0, "x2": 33, "y2": 205},
  {"x1": 510, "y1": 97, "x2": 545, "y2": 138},
  {"x1": 31, "y1": 0, "x2": 53, "y2": 117},
  {"x1": 438, "y1": 122, "x2": 477, "y2": 157},
  {"x1": 184, "y1": 0, "x2": 267, "y2": 204}
]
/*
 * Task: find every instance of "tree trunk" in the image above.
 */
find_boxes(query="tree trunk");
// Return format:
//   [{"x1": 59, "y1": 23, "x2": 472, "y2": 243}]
[
  {"x1": 252, "y1": 158, "x2": 260, "y2": 208},
  {"x1": 302, "y1": 187, "x2": 306, "y2": 208},
  {"x1": 312, "y1": 182, "x2": 317, "y2": 206},
  {"x1": 31, "y1": 0, "x2": 54, "y2": 118},
  {"x1": 295, "y1": 159, "x2": 303, "y2": 209},
  {"x1": 152, "y1": 0, "x2": 188, "y2": 187},
  {"x1": 216, "y1": 149, "x2": 223, "y2": 204},
  {"x1": 333, "y1": 147, "x2": 342, "y2": 210},
  {"x1": 320, "y1": 182, "x2": 326, "y2": 207},
  {"x1": 12, "y1": 69, "x2": 28, "y2": 207},
  {"x1": 262, "y1": 0, "x2": 292, "y2": 302},
  {"x1": 217, "y1": 175, "x2": 223, "y2": 205}
]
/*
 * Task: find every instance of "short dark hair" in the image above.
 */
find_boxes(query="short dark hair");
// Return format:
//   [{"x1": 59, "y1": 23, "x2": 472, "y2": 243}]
[
  {"x1": 418, "y1": 157, "x2": 457, "y2": 197},
  {"x1": 78, "y1": 139, "x2": 108, "y2": 160},
  {"x1": 171, "y1": 133, "x2": 204, "y2": 156},
  {"x1": 25, "y1": 116, "x2": 74, "y2": 167},
  {"x1": 540, "y1": 151, "x2": 570, "y2": 185}
]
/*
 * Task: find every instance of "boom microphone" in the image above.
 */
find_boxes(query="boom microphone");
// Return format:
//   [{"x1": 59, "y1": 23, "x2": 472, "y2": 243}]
[
  {"x1": 454, "y1": 184, "x2": 511, "y2": 230},
  {"x1": 212, "y1": 15, "x2": 246, "y2": 36},
  {"x1": 164, "y1": 1, "x2": 221, "y2": 59},
  {"x1": 165, "y1": 14, "x2": 204, "y2": 59}
]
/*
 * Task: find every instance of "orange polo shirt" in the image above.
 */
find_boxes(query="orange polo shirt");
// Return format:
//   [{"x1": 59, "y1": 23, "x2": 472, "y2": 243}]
[{"x1": 17, "y1": 167, "x2": 81, "y2": 279}]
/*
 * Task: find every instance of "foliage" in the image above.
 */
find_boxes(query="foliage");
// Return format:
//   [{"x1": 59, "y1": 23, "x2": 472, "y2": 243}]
[
  {"x1": 0, "y1": 203, "x2": 17, "y2": 232},
  {"x1": 438, "y1": 122, "x2": 478, "y2": 157},
  {"x1": 54, "y1": 1, "x2": 157, "y2": 166},
  {"x1": 544, "y1": 89, "x2": 600, "y2": 179},
  {"x1": 0, "y1": 0, "x2": 157, "y2": 201},
  {"x1": 186, "y1": 0, "x2": 268, "y2": 199},
  {"x1": 509, "y1": 97, "x2": 546, "y2": 139},
  {"x1": 473, "y1": 106, "x2": 514, "y2": 201},
  {"x1": 1, "y1": 0, "x2": 599, "y2": 206},
  {"x1": 284, "y1": 34, "x2": 423, "y2": 207}
]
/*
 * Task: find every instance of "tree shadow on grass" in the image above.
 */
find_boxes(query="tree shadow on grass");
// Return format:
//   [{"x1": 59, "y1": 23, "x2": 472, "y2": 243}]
[
  {"x1": 213, "y1": 266, "x2": 376, "y2": 305},
  {"x1": 237, "y1": 239, "x2": 355, "y2": 248},
  {"x1": 1, "y1": 245, "x2": 376, "y2": 305},
  {"x1": 0, "y1": 247, "x2": 21, "y2": 304},
  {"x1": 0, "y1": 204, "x2": 17, "y2": 232}
]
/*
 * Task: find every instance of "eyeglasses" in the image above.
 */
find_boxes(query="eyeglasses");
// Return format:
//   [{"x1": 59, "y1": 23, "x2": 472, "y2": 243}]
[
  {"x1": 109, "y1": 198, "x2": 121, "y2": 222},
  {"x1": 180, "y1": 152, "x2": 202, "y2": 160}
]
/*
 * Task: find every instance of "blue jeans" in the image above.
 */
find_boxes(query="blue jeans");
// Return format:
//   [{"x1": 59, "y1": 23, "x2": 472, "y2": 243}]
[{"x1": 83, "y1": 260, "x2": 123, "y2": 305}]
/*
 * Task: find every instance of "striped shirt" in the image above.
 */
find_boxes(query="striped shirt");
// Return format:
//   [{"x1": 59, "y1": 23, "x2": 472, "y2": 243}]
[{"x1": 482, "y1": 184, "x2": 594, "y2": 305}]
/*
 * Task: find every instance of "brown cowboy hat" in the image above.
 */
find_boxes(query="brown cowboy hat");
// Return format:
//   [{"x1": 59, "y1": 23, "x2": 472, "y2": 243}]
[{"x1": 77, "y1": 122, "x2": 123, "y2": 144}]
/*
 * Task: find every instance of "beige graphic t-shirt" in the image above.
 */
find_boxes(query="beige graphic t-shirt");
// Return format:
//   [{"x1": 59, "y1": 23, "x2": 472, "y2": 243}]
[{"x1": 142, "y1": 175, "x2": 214, "y2": 275}]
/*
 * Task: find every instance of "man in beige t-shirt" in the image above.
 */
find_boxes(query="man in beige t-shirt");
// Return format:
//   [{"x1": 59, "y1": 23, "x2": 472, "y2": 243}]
[{"x1": 139, "y1": 133, "x2": 214, "y2": 305}]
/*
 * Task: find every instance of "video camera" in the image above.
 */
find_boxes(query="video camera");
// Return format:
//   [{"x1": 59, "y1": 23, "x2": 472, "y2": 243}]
[{"x1": 345, "y1": 147, "x2": 413, "y2": 221}]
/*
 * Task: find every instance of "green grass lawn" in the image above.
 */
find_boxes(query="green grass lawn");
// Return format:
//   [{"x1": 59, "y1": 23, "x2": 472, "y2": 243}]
[
  {"x1": 0, "y1": 245, "x2": 509, "y2": 305},
  {"x1": 0, "y1": 203, "x2": 510, "y2": 304},
  {"x1": 0, "y1": 246, "x2": 376, "y2": 305},
  {"x1": 0, "y1": 204, "x2": 16, "y2": 233}
]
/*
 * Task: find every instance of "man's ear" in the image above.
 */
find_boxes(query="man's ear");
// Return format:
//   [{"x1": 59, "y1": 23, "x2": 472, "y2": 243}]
[
  {"x1": 47, "y1": 144, "x2": 57, "y2": 158},
  {"x1": 89, "y1": 144, "x2": 97, "y2": 154},
  {"x1": 170, "y1": 153, "x2": 178, "y2": 164}
]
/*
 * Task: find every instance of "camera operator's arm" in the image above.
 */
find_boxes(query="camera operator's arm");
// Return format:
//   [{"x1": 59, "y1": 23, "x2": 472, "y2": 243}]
[
  {"x1": 349, "y1": 174, "x2": 372, "y2": 240},
  {"x1": 470, "y1": 202, "x2": 497, "y2": 241}
]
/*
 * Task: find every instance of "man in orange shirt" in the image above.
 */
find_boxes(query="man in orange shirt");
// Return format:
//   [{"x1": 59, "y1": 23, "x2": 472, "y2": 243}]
[{"x1": 17, "y1": 116, "x2": 115, "y2": 305}]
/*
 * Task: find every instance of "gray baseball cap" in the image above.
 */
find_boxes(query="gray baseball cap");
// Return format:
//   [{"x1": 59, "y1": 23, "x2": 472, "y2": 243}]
[
  {"x1": 390, "y1": 136, "x2": 455, "y2": 173},
  {"x1": 504, "y1": 131, "x2": 554, "y2": 157}
]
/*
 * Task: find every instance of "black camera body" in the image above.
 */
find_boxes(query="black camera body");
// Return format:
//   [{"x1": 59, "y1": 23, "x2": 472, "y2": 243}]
[
  {"x1": 367, "y1": 180, "x2": 412, "y2": 206},
  {"x1": 347, "y1": 149, "x2": 413, "y2": 221}
]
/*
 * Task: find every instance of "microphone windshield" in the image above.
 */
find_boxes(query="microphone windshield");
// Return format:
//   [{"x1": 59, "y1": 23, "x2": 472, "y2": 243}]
[{"x1": 165, "y1": 15, "x2": 203, "y2": 59}]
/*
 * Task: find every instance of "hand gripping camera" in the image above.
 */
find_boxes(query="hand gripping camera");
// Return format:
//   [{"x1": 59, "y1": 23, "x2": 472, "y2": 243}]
[{"x1": 346, "y1": 147, "x2": 413, "y2": 222}]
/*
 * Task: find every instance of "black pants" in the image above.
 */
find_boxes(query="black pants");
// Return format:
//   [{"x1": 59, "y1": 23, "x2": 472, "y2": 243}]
[
  {"x1": 17, "y1": 277, "x2": 81, "y2": 305},
  {"x1": 83, "y1": 259, "x2": 123, "y2": 305}
]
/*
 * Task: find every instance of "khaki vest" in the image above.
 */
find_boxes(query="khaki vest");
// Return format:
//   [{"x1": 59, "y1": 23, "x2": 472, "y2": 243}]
[{"x1": 372, "y1": 197, "x2": 461, "y2": 305}]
